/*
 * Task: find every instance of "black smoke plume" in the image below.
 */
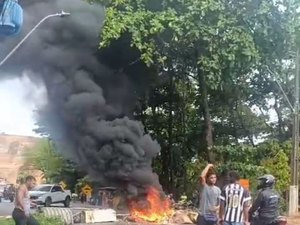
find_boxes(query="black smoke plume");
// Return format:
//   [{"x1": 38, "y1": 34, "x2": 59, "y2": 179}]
[{"x1": 0, "y1": 0, "x2": 161, "y2": 196}]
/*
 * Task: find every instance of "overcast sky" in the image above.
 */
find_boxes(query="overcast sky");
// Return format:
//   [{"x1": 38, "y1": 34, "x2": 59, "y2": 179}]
[{"x1": 0, "y1": 74, "x2": 46, "y2": 137}]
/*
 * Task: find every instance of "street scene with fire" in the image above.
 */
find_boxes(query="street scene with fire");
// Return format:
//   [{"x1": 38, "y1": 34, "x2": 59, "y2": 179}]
[{"x1": 1, "y1": 0, "x2": 300, "y2": 225}]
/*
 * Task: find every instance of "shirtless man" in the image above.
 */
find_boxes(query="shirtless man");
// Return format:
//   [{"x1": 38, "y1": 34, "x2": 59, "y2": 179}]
[{"x1": 12, "y1": 175, "x2": 40, "y2": 225}]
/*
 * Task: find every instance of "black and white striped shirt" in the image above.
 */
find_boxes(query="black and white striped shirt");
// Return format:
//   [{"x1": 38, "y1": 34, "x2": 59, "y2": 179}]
[{"x1": 219, "y1": 183, "x2": 251, "y2": 223}]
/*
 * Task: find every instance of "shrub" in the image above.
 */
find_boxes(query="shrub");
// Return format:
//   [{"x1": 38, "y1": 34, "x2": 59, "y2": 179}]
[{"x1": 0, "y1": 214, "x2": 64, "y2": 225}]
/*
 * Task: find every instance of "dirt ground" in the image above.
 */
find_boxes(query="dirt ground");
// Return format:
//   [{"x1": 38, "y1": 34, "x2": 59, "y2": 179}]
[{"x1": 288, "y1": 215, "x2": 300, "y2": 225}]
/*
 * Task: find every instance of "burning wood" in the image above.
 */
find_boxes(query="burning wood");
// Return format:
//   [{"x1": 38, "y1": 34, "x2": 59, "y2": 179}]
[
  {"x1": 126, "y1": 210, "x2": 197, "y2": 224},
  {"x1": 128, "y1": 187, "x2": 174, "y2": 223},
  {"x1": 127, "y1": 187, "x2": 198, "y2": 224},
  {"x1": 170, "y1": 210, "x2": 198, "y2": 224}
]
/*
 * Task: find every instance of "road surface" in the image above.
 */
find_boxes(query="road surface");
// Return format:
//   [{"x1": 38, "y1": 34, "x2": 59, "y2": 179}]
[
  {"x1": 0, "y1": 199, "x2": 13, "y2": 217},
  {"x1": 0, "y1": 200, "x2": 126, "y2": 225},
  {"x1": 0, "y1": 199, "x2": 88, "y2": 217}
]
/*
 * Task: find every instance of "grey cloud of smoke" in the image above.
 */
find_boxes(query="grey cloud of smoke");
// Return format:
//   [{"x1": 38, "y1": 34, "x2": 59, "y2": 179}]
[{"x1": 0, "y1": 0, "x2": 161, "y2": 195}]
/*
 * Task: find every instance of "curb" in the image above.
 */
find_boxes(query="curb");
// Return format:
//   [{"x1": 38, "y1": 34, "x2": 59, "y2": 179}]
[{"x1": 0, "y1": 216, "x2": 12, "y2": 219}]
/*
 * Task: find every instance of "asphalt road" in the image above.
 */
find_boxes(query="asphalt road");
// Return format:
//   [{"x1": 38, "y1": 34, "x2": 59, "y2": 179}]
[
  {"x1": 0, "y1": 199, "x2": 14, "y2": 217},
  {"x1": 0, "y1": 200, "x2": 129, "y2": 225},
  {"x1": 0, "y1": 199, "x2": 81, "y2": 217}
]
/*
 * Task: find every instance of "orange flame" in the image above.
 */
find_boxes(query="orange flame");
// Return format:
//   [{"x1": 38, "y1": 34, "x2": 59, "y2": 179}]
[{"x1": 129, "y1": 187, "x2": 174, "y2": 223}]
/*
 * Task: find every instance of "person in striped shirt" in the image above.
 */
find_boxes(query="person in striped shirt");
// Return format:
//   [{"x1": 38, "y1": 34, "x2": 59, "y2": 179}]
[{"x1": 219, "y1": 171, "x2": 251, "y2": 225}]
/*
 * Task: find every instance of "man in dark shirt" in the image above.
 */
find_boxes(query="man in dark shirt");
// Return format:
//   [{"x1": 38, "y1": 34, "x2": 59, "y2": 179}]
[{"x1": 249, "y1": 174, "x2": 280, "y2": 225}]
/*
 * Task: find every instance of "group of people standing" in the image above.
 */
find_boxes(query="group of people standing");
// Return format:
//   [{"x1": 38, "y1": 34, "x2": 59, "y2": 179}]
[
  {"x1": 8, "y1": 164, "x2": 282, "y2": 225},
  {"x1": 198, "y1": 164, "x2": 281, "y2": 225},
  {"x1": 92, "y1": 190, "x2": 109, "y2": 208}
]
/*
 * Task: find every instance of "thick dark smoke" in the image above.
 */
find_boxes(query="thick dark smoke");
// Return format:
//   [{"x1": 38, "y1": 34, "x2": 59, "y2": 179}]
[{"x1": 0, "y1": 0, "x2": 161, "y2": 196}]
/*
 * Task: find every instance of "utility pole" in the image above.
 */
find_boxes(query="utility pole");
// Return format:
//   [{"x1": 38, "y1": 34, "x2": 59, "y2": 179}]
[
  {"x1": 289, "y1": 49, "x2": 300, "y2": 216},
  {"x1": 294, "y1": 49, "x2": 299, "y2": 187},
  {"x1": 47, "y1": 138, "x2": 51, "y2": 183},
  {"x1": 268, "y1": 49, "x2": 300, "y2": 215}
]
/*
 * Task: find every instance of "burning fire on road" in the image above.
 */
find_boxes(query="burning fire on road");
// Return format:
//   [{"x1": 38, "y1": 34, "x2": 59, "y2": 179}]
[{"x1": 128, "y1": 187, "x2": 174, "y2": 223}]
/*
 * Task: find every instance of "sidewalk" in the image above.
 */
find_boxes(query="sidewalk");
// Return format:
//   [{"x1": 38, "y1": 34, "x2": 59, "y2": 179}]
[
  {"x1": 288, "y1": 214, "x2": 300, "y2": 225},
  {"x1": 76, "y1": 223, "x2": 120, "y2": 225}
]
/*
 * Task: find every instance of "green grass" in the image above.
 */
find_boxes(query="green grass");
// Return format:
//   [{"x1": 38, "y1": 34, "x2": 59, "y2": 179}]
[{"x1": 0, "y1": 214, "x2": 65, "y2": 225}]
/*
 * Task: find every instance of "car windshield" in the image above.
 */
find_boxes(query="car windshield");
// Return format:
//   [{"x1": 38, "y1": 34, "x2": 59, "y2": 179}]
[{"x1": 32, "y1": 185, "x2": 52, "y2": 192}]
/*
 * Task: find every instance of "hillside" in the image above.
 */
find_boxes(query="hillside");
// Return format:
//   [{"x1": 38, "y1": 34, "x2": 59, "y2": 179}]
[{"x1": 0, "y1": 134, "x2": 42, "y2": 184}]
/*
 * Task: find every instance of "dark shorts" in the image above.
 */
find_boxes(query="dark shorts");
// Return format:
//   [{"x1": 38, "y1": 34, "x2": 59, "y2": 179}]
[
  {"x1": 223, "y1": 222, "x2": 244, "y2": 225},
  {"x1": 197, "y1": 214, "x2": 218, "y2": 225},
  {"x1": 251, "y1": 218, "x2": 279, "y2": 225},
  {"x1": 12, "y1": 208, "x2": 40, "y2": 225}
]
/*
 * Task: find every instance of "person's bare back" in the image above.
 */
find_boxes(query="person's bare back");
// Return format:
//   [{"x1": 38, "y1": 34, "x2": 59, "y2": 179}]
[
  {"x1": 12, "y1": 176, "x2": 40, "y2": 225},
  {"x1": 15, "y1": 184, "x2": 28, "y2": 211}
]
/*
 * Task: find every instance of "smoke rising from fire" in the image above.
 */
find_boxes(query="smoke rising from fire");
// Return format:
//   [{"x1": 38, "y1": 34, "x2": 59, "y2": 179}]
[{"x1": 0, "y1": 0, "x2": 161, "y2": 195}]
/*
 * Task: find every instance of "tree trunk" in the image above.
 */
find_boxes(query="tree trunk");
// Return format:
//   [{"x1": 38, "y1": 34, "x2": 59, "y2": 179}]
[
  {"x1": 139, "y1": 95, "x2": 148, "y2": 126},
  {"x1": 198, "y1": 70, "x2": 215, "y2": 163},
  {"x1": 236, "y1": 102, "x2": 255, "y2": 147},
  {"x1": 182, "y1": 85, "x2": 187, "y2": 193},
  {"x1": 167, "y1": 72, "x2": 175, "y2": 192},
  {"x1": 152, "y1": 106, "x2": 169, "y2": 189},
  {"x1": 231, "y1": 101, "x2": 239, "y2": 144},
  {"x1": 274, "y1": 96, "x2": 284, "y2": 141}
]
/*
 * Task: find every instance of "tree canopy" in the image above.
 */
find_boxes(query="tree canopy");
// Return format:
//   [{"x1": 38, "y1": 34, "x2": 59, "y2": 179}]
[
  {"x1": 27, "y1": 0, "x2": 298, "y2": 200},
  {"x1": 90, "y1": 0, "x2": 297, "y2": 196},
  {"x1": 22, "y1": 139, "x2": 81, "y2": 191}
]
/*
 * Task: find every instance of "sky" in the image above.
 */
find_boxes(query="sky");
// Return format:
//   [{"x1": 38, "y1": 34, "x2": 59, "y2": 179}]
[
  {"x1": 0, "y1": 73, "x2": 279, "y2": 139},
  {"x1": 0, "y1": 74, "x2": 46, "y2": 137},
  {"x1": 0, "y1": 75, "x2": 279, "y2": 142}
]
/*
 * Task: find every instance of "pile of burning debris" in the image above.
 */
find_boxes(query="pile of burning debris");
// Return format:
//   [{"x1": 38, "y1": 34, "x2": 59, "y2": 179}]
[
  {"x1": 125, "y1": 187, "x2": 198, "y2": 224},
  {"x1": 41, "y1": 187, "x2": 198, "y2": 225}
]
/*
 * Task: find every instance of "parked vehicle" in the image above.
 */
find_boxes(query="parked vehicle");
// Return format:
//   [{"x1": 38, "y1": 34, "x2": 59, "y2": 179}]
[
  {"x1": 3, "y1": 184, "x2": 15, "y2": 202},
  {"x1": 0, "y1": 184, "x2": 5, "y2": 203},
  {"x1": 29, "y1": 184, "x2": 72, "y2": 207}
]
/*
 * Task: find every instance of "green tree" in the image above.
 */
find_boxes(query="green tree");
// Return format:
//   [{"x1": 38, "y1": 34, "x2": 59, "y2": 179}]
[
  {"x1": 261, "y1": 150, "x2": 291, "y2": 193},
  {"x1": 22, "y1": 139, "x2": 77, "y2": 186},
  {"x1": 95, "y1": 0, "x2": 296, "y2": 154},
  {"x1": 184, "y1": 141, "x2": 291, "y2": 199},
  {"x1": 89, "y1": 0, "x2": 299, "y2": 193}
]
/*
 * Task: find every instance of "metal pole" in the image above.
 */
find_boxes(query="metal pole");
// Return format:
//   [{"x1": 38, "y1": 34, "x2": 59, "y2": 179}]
[
  {"x1": 266, "y1": 66, "x2": 294, "y2": 112},
  {"x1": 0, "y1": 11, "x2": 70, "y2": 67},
  {"x1": 47, "y1": 138, "x2": 51, "y2": 183},
  {"x1": 289, "y1": 49, "x2": 300, "y2": 216},
  {"x1": 294, "y1": 49, "x2": 299, "y2": 186},
  {"x1": 291, "y1": 51, "x2": 299, "y2": 185}
]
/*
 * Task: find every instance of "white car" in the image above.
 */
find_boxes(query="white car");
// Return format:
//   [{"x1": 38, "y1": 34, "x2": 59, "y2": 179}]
[{"x1": 29, "y1": 184, "x2": 72, "y2": 207}]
